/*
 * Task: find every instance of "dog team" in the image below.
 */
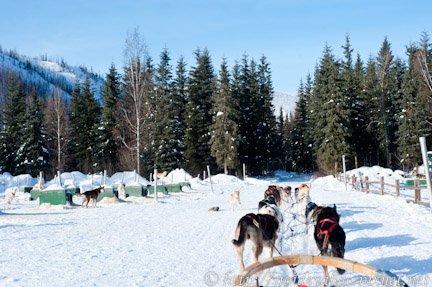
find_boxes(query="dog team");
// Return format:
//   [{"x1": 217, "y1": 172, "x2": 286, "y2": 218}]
[{"x1": 231, "y1": 184, "x2": 346, "y2": 284}]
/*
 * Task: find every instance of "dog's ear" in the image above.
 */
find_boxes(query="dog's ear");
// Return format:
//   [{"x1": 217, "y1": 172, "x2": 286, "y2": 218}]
[{"x1": 333, "y1": 204, "x2": 337, "y2": 212}]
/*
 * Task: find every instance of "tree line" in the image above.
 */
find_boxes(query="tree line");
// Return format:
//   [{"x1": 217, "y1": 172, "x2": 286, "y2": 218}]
[
  {"x1": 1, "y1": 31, "x2": 431, "y2": 179},
  {"x1": 0, "y1": 30, "x2": 279, "y2": 178},
  {"x1": 289, "y1": 33, "x2": 432, "y2": 174}
]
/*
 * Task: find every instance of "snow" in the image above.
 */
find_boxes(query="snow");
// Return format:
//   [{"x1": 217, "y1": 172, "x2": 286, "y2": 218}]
[{"x1": 1, "y1": 167, "x2": 432, "y2": 286}]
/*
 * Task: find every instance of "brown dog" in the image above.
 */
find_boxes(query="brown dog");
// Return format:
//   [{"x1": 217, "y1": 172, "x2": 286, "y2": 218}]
[
  {"x1": 264, "y1": 185, "x2": 282, "y2": 207},
  {"x1": 80, "y1": 186, "x2": 104, "y2": 208},
  {"x1": 232, "y1": 212, "x2": 280, "y2": 270}
]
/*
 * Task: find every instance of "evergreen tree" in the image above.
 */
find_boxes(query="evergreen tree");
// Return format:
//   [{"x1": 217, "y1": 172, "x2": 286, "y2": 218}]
[
  {"x1": 172, "y1": 56, "x2": 188, "y2": 166},
  {"x1": 67, "y1": 77, "x2": 100, "y2": 173},
  {"x1": 154, "y1": 48, "x2": 184, "y2": 171},
  {"x1": 376, "y1": 37, "x2": 399, "y2": 168},
  {"x1": 363, "y1": 57, "x2": 382, "y2": 166},
  {"x1": 15, "y1": 86, "x2": 50, "y2": 176},
  {"x1": 255, "y1": 55, "x2": 278, "y2": 174},
  {"x1": 311, "y1": 45, "x2": 350, "y2": 174},
  {"x1": 236, "y1": 55, "x2": 253, "y2": 173},
  {"x1": 210, "y1": 59, "x2": 239, "y2": 174},
  {"x1": 397, "y1": 46, "x2": 424, "y2": 170},
  {"x1": 291, "y1": 80, "x2": 309, "y2": 172},
  {"x1": 184, "y1": 48, "x2": 215, "y2": 174},
  {"x1": 97, "y1": 64, "x2": 121, "y2": 174},
  {"x1": 0, "y1": 74, "x2": 26, "y2": 174}
]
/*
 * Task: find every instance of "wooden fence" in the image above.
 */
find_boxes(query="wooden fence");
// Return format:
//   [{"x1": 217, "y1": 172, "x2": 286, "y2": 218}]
[{"x1": 337, "y1": 174, "x2": 431, "y2": 207}]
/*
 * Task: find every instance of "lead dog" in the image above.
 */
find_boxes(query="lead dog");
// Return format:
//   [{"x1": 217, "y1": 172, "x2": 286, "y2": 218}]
[
  {"x1": 79, "y1": 186, "x2": 104, "y2": 208},
  {"x1": 232, "y1": 208, "x2": 280, "y2": 270}
]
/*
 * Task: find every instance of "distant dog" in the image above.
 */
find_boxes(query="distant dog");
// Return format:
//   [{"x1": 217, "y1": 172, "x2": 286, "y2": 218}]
[
  {"x1": 232, "y1": 212, "x2": 280, "y2": 270},
  {"x1": 79, "y1": 186, "x2": 104, "y2": 208},
  {"x1": 156, "y1": 171, "x2": 167, "y2": 180},
  {"x1": 314, "y1": 205, "x2": 346, "y2": 281},
  {"x1": 229, "y1": 190, "x2": 241, "y2": 211},
  {"x1": 117, "y1": 183, "x2": 129, "y2": 199},
  {"x1": 32, "y1": 182, "x2": 44, "y2": 190},
  {"x1": 4, "y1": 187, "x2": 18, "y2": 204},
  {"x1": 280, "y1": 186, "x2": 292, "y2": 203},
  {"x1": 295, "y1": 184, "x2": 311, "y2": 217},
  {"x1": 264, "y1": 185, "x2": 282, "y2": 207}
]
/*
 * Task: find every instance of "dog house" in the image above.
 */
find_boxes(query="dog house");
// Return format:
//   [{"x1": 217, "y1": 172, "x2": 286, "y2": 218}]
[
  {"x1": 164, "y1": 184, "x2": 182, "y2": 193},
  {"x1": 19, "y1": 186, "x2": 33, "y2": 193},
  {"x1": 147, "y1": 184, "x2": 168, "y2": 195},
  {"x1": 39, "y1": 189, "x2": 68, "y2": 205},
  {"x1": 124, "y1": 184, "x2": 146, "y2": 197}
]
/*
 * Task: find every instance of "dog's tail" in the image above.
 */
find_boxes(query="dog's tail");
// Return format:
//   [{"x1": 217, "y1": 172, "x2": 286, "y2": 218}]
[{"x1": 232, "y1": 218, "x2": 248, "y2": 246}]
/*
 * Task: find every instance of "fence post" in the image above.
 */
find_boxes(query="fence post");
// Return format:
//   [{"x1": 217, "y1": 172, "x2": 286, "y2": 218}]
[
  {"x1": 365, "y1": 176, "x2": 369, "y2": 193},
  {"x1": 351, "y1": 175, "x2": 356, "y2": 190},
  {"x1": 380, "y1": 176, "x2": 384, "y2": 195},
  {"x1": 395, "y1": 179, "x2": 400, "y2": 198}
]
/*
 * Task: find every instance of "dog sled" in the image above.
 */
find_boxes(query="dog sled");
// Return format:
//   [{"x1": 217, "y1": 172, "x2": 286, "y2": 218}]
[{"x1": 232, "y1": 254, "x2": 409, "y2": 287}]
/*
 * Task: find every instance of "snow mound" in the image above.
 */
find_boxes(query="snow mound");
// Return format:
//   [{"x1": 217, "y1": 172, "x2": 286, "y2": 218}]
[
  {"x1": 206, "y1": 174, "x2": 243, "y2": 184},
  {"x1": 108, "y1": 171, "x2": 149, "y2": 186}
]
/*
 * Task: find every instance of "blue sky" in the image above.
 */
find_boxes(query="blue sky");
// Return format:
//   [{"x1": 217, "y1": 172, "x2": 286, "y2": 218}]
[{"x1": 0, "y1": 0, "x2": 430, "y2": 92}]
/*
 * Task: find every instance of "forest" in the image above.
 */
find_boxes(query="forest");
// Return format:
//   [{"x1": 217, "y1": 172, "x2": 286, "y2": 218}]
[{"x1": 0, "y1": 31, "x2": 431, "y2": 178}]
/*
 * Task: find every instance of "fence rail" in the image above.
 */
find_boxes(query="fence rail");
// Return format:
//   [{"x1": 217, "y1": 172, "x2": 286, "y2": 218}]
[{"x1": 337, "y1": 174, "x2": 431, "y2": 207}]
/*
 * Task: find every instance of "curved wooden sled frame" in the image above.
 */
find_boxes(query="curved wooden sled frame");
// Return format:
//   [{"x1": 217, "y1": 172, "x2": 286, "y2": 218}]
[{"x1": 233, "y1": 255, "x2": 408, "y2": 287}]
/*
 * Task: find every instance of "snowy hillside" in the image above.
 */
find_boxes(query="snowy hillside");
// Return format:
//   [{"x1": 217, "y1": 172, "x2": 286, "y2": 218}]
[
  {"x1": 0, "y1": 49, "x2": 103, "y2": 101},
  {"x1": 1, "y1": 167, "x2": 431, "y2": 286},
  {"x1": 273, "y1": 91, "x2": 298, "y2": 117}
]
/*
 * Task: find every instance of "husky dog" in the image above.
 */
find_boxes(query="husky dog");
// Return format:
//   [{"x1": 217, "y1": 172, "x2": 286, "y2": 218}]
[
  {"x1": 295, "y1": 184, "x2": 311, "y2": 218},
  {"x1": 117, "y1": 183, "x2": 129, "y2": 199},
  {"x1": 280, "y1": 185, "x2": 292, "y2": 203},
  {"x1": 314, "y1": 205, "x2": 346, "y2": 282},
  {"x1": 79, "y1": 186, "x2": 104, "y2": 208},
  {"x1": 264, "y1": 185, "x2": 282, "y2": 207},
  {"x1": 232, "y1": 210, "x2": 280, "y2": 270},
  {"x1": 229, "y1": 190, "x2": 241, "y2": 211},
  {"x1": 4, "y1": 187, "x2": 18, "y2": 204}
]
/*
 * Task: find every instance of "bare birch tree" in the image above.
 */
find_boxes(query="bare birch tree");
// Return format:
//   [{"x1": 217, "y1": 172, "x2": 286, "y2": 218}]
[
  {"x1": 121, "y1": 27, "x2": 150, "y2": 174},
  {"x1": 44, "y1": 86, "x2": 70, "y2": 175}
]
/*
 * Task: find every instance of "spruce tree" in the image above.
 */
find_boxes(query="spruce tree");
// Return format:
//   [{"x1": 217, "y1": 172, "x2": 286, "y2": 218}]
[
  {"x1": 154, "y1": 48, "x2": 183, "y2": 171},
  {"x1": 291, "y1": 80, "x2": 309, "y2": 172},
  {"x1": 311, "y1": 45, "x2": 350, "y2": 174},
  {"x1": 236, "y1": 55, "x2": 253, "y2": 173},
  {"x1": 15, "y1": 86, "x2": 50, "y2": 176},
  {"x1": 255, "y1": 55, "x2": 278, "y2": 174},
  {"x1": 184, "y1": 48, "x2": 215, "y2": 174},
  {"x1": 376, "y1": 37, "x2": 399, "y2": 168},
  {"x1": 397, "y1": 46, "x2": 424, "y2": 170},
  {"x1": 210, "y1": 59, "x2": 239, "y2": 174},
  {"x1": 172, "y1": 56, "x2": 188, "y2": 166},
  {"x1": 0, "y1": 74, "x2": 26, "y2": 174},
  {"x1": 363, "y1": 57, "x2": 382, "y2": 166},
  {"x1": 97, "y1": 64, "x2": 121, "y2": 174},
  {"x1": 66, "y1": 80, "x2": 84, "y2": 171}
]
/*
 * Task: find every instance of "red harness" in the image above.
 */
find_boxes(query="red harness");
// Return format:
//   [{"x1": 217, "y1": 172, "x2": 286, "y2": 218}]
[{"x1": 317, "y1": 218, "x2": 338, "y2": 237}]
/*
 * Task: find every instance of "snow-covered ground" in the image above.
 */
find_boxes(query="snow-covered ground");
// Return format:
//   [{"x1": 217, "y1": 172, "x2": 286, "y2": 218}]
[{"x1": 1, "y1": 167, "x2": 431, "y2": 287}]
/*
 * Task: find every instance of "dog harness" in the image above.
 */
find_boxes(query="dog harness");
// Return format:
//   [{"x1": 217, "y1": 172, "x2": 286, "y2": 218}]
[
  {"x1": 317, "y1": 218, "x2": 338, "y2": 236},
  {"x1": 317, "y1": 217, "x2": 338, "y2": 252}
]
